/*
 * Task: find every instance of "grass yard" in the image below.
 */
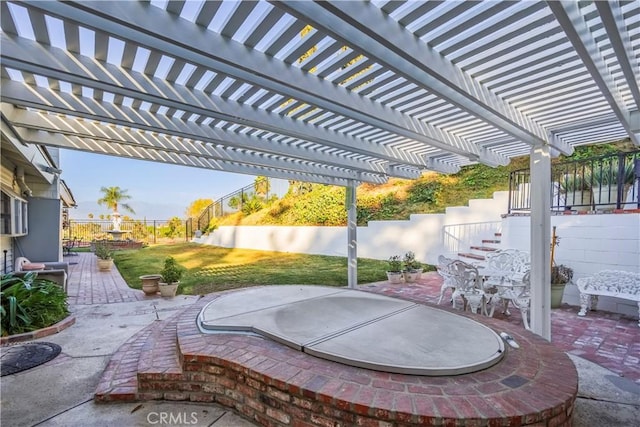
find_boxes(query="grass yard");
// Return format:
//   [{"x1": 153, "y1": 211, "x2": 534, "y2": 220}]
[{"x1": 113, "y1": 243, "x2": 432, "y2": 295}]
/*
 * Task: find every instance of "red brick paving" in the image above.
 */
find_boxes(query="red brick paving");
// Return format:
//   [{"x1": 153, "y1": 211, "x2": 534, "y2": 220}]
[
  {"x1": 65, "y1": 252, "x2": 154, "y2": 305},
  {"x1": 96, "y1": 291, "x2": 578, "y2": 426},
  {"x1": 357, "y1": 273, "x2": 640, "y2": 384},
  {"x1": 81, "y1": 256, "x2": 638, "y2": 426}
]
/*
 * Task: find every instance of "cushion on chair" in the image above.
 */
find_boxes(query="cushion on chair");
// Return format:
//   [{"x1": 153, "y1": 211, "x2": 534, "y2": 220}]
[{"x1": 21, "y1": 263, "x2": 46, "y2": 271}]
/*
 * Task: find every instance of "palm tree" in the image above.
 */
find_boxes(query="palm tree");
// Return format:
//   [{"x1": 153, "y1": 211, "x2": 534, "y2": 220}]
[{"x1": 97, "y1": 186, "x2": 135, "y2": 215}]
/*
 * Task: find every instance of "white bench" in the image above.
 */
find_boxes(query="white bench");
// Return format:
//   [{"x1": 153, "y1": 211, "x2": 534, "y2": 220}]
[
  {"x1": 576, "y1": 270, "x2": 640, "y2": 327},
  {"x1": 14, "y1": 256, "x2": 69, "y2": 292}
]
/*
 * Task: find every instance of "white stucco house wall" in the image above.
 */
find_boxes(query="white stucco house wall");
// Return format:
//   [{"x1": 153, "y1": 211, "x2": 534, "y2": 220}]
[{"x1": 1, "y1": 121, "x2": 76, "y2": 273}]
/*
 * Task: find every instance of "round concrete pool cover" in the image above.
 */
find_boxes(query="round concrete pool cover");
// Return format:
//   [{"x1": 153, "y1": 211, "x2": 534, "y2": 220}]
[{"x1": 199, "y1": 286, "x2": 505, "y2": 376}]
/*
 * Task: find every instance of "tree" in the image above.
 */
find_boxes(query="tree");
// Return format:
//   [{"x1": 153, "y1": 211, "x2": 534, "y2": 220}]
[
  {"x1": 185, "y1": 198, "x2": 213, "y2": 219},
  {"x1": 254, "y1": 176, "x2": 270, "y2": 199},
  {"x1": 97, "y1": 186, "x2": 135, "y2": 215},
  {"x1": 163, "y1": 216, "x2": 184, "y2": 239}
]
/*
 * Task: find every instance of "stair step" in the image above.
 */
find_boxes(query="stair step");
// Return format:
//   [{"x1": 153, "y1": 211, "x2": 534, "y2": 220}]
[
  {"x1": 95, "y1": 309, "x2": 186, "y2": 402},
  {"x1": 457, "y1": 252, "x2": 486, "y2": 261},
  {"x1": 469, "y1": 246, "x2": 498, "y2": 252},
  {"x1": 94, "y1": 325, "x2": 154, "y2": 402}
]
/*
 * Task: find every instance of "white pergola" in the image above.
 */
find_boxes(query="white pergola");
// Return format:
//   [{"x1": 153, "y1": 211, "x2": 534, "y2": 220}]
[{"x1": 1, "y1": 0, "x2": 638, "y2": 340}]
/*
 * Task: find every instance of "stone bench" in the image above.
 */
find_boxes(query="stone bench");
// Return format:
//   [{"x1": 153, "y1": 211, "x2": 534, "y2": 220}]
[{"x1": 576, "y1": 270, "x2": 640, "y2": 327}]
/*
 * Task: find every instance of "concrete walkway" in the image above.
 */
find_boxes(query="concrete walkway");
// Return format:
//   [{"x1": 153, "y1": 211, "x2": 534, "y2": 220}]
[
  {"x1": 1, "y1": 252, "x2": 638, "y2": 426},
  {"x1": 1, "y1": 253, "x2": 256, "y2": 427}
]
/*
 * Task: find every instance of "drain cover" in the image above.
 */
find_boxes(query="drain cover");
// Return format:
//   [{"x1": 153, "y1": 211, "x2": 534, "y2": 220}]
[{"x1": 1, "y1": 342, "x2": 61, "y2": 376}]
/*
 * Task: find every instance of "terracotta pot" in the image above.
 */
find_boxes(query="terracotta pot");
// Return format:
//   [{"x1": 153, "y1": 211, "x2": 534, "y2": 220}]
[{"x1": 140, "y1": 274, "x2": 162, "y2": 295}]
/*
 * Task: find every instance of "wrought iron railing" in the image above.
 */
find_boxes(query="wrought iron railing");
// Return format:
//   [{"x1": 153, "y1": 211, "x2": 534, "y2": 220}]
[
  {"x1": 508, "y1": 150, "x2": 640, "y2": 214},
  {"x1": 64, "y1": 219, "x2": 187, "y2": 244},
  {"x1": 186, "y1": 178, "x2": 288, "y2": 238}
]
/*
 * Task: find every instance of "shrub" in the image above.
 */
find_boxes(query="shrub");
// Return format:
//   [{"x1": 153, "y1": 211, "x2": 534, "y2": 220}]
[
  {"x1": 551, "y1": 265, "x2": 573, "y2": 285},
  {"x1": 94, "y1": 242, "x2": 113, "y2": 260},
  {"x1": 1, "y1": 273, "x2": 69, "y2": 336},
  {"x1": 407, "y1": 180, "x2": 441, "y2": 203},
  {"x1": 387, "y1": 255, "x2": 402, "y2": 272},
  {"x1": 160, "y1": 256, "x2": 185, "y2": 284}
]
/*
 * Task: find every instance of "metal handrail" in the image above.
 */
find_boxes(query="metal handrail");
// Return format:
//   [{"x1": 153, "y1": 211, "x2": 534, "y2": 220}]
[{"x1": 442, "y1": 220, "x2": 502, "y2": 256}]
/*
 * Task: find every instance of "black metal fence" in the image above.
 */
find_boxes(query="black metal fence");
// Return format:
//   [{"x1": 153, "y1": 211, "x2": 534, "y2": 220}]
[
  {"x1": 186, "y1": 178, "x2": 288, "y2": 238},
  {"x1": 64, "y1": 219, "x2": 188, "y2": 244},
  {"x1": 509, "y1": 150, "x2": 640, "y2": 213}
]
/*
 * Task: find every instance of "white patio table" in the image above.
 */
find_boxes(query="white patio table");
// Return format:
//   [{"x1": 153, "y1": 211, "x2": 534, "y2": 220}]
[{"x1": 478, "y1": 268, "x2": 531, "y2": 330}]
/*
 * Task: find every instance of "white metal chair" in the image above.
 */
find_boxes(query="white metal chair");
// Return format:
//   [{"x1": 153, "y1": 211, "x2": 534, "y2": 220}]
[
  {"x1": 449, "y1": 260, "x2": 487, "y2": 315},
  {"x1": 436, "y1": 255, "x2": 456, "y2": 304}
]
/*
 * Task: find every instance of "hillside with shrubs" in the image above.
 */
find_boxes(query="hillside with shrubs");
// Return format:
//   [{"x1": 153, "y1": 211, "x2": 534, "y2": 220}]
[{"x1": 209, "y1": 141, "x2": 631, "y2": 228}]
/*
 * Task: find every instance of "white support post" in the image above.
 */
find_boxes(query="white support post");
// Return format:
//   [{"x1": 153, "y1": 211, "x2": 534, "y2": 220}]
[
  {"x1": 346, "y1": 181, "x2": 357, "y2": 289},
  {"x1": 529, "y1": 145, "x2": 552, "y2": 340}
]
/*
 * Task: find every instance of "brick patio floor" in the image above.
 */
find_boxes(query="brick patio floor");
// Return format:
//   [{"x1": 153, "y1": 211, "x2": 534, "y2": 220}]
[
  {"x1": 355, "y1": 275, "x2": 640, "y2": 385},
  {"x1": 66, "y1": 252, "x2": 639, "y2": 384},
  {"x1": 63, "y1": 252, "x2": 638, "y2": 425}
]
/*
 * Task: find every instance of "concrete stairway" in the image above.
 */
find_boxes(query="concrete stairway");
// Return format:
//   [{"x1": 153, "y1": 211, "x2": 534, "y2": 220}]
[{"x1": 457, "y1": 232, "x2": 502, "y2": 266}]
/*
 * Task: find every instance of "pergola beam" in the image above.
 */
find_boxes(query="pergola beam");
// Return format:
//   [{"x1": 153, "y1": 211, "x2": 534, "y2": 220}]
[
  {"x1": 5, "y1": 109, "x2": 385, "y2": 183},
  {"x1": 0, "y1": 34, "x2": 432, "y2": 168},
  {"x1": 20, "y1": 0, "x2": 503, "y2": 164},
  {"x1": 14, "y1": 127, "x2": 373, "y2": 187},
  {"x1": 1, "y1": 101, "x2": 399, "y2": 179},
  {"x1": 594, "y1": 1, "x2": 640, "y2": 111},
  {"x1": 276, "y1": 0, "x2": 574, "y2": 156},
  {"x1": 548, "y1": 1, "x2": 640, "y2": 146}
]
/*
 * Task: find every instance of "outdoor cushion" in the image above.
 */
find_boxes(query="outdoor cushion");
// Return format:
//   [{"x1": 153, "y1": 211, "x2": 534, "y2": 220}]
[{"x1": 21, "y1": 262, "x2": 46, "y2": 271}]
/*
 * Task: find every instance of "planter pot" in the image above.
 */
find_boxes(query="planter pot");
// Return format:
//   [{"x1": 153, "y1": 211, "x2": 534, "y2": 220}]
[
  {"x1": 551, "y1": 283, "x2": 566, "y2": 308},
  {"x1": 97, "y1": 258, "x2": 113, "y2": 271},
  {"x1": 403, "y1": 270, "x2": 420, "y2": 283},
  {"x1": 140, "y1": 274, "x2": 162, "y2": 295},
  {"x1": 386, "y1": 271, "x2": 403, "y2": 284},
  {"x1": 159, "y1": 282, "x2": 179, "y2": 297},
  {"x1": 592, "y1": 185, "x2": 618, "y2": 211},
  {"x1": 564, "y1": 190, "x2": 592, "y2": 212}
]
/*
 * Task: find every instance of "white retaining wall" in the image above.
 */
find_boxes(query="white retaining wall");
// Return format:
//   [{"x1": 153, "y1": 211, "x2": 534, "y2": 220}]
[
  {"x1": 501, "y1": 213, "x2": 640, "y2": 317},
  {"x1": 194, "y1": 191, "x2": 639, "y2": 318},
  {"x1": 194, "y1": 192, "x2": 510, "y2": 266}
]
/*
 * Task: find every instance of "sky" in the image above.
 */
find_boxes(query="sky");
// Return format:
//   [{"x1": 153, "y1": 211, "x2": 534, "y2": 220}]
[{"x1": 60, "y1": 150, "x2": 256, "y2": 220}]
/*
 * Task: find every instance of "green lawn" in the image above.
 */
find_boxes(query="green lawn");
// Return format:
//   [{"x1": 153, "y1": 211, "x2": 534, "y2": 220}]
[{"x1": 113, "y1": 243, "x2": 433, "y2": 295}]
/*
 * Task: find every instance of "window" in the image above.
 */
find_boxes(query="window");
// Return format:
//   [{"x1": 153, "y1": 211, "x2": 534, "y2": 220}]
[{"x1": 0, "y1": 191, "x2": 28, "y2": 236}]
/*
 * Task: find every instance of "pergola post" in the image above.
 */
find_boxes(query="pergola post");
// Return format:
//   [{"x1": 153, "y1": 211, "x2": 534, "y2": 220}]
[
  {"x1": 346, "y1": 181, "x2": 357, "y2": 289},
  {"x1": 529, "y1": 145, "x2": 552, "y2": 340}
]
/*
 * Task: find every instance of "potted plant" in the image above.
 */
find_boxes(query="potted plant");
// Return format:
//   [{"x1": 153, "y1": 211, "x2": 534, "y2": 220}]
[
  {"x1": 386, "y1": 255, "x2": 403, "y2": 284},
  {"x1": 559, "y1": 174, "x2": 591, "y2": 212},
  {"x1": 550, "y1": 264, "x2": 573, "y2": 308},
  {"x1": 159, "y1": 256, "x2": 184, "y2": 297},
  {"x1": 402, "y1": 251, "x2": 422, "y2": 283},
  {"x1": 94, "y1": 242, "x2": 113, "y2": 271}
]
